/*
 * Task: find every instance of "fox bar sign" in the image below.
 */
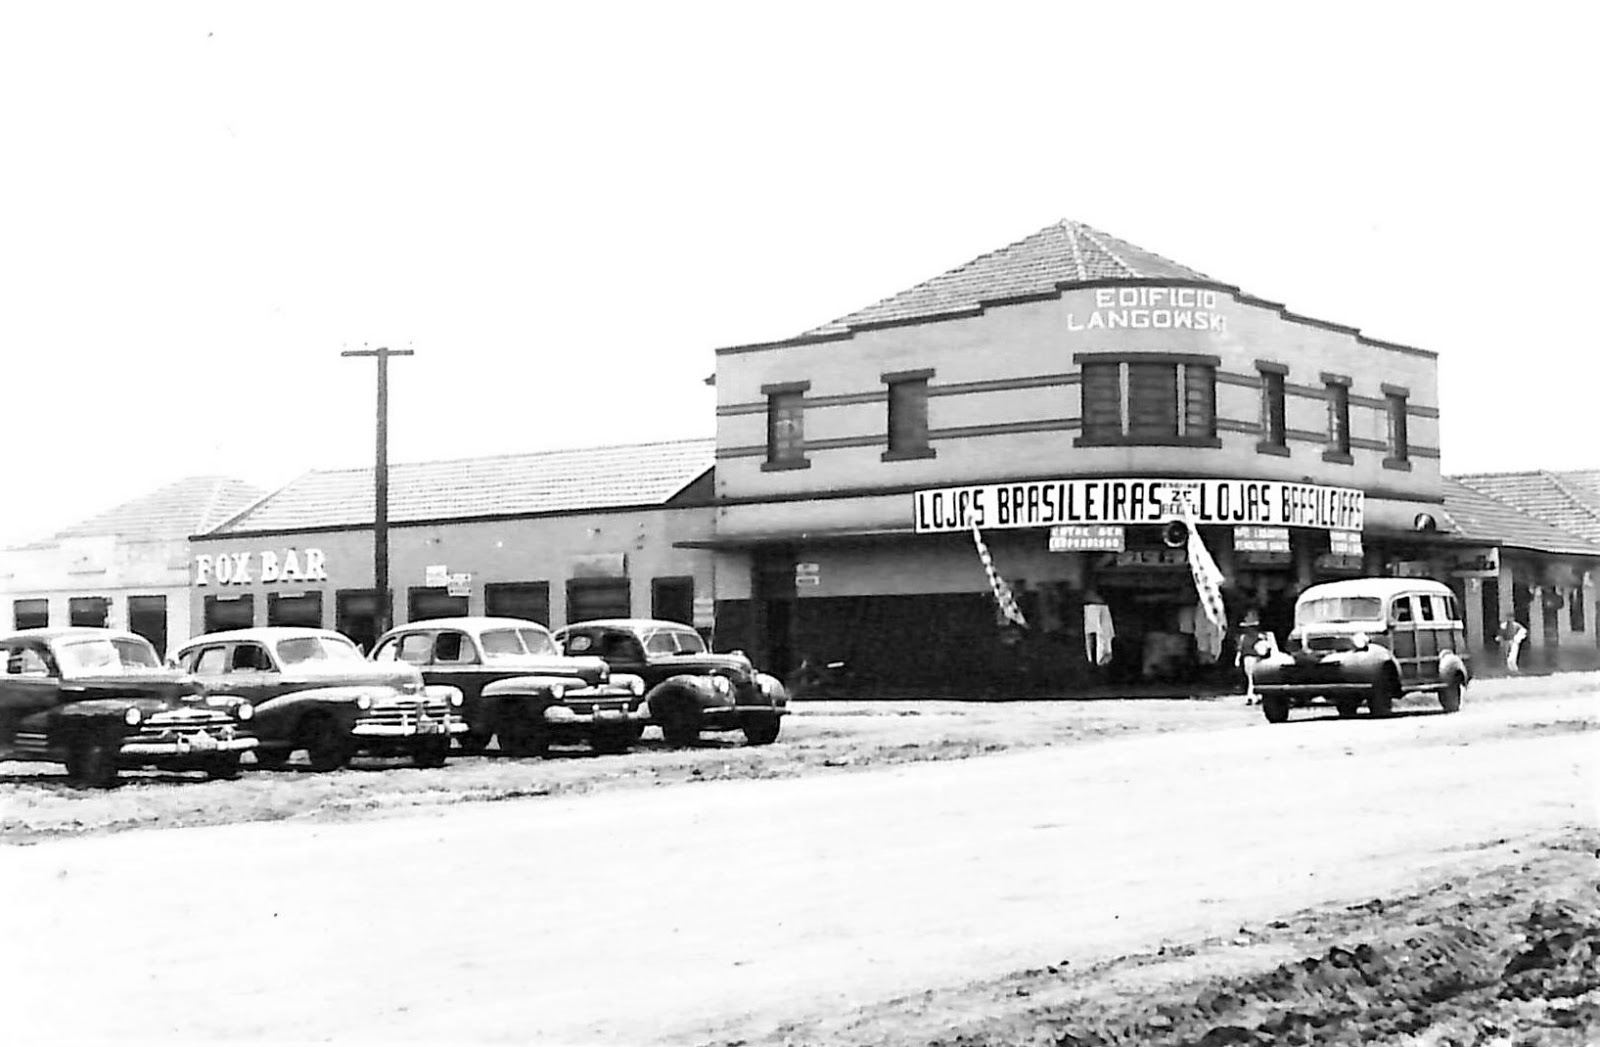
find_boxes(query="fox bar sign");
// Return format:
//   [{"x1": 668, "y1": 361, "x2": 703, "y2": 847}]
[{"x1": 914, "y1": 478, "x2": 1364, "y2": 534}]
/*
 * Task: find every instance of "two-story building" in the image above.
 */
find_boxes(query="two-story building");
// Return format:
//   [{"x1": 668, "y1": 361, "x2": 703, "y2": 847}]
[{"x1": 705, "y1": 219, "x2": 1457, "y2": 693}]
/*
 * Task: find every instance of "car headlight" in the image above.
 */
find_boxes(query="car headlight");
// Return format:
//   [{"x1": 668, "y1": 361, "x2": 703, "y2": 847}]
[
  {"x1": 549, "y1": 684, "x2": 565, "y2": 701},
  {"x1": 447, "y1": 689, "x2": 464, "y2": 707},
  {"x1": 356, "y1": 694, "x2": 374, "y2": 711},
  {"x1": 236, "y1": 702, "x2": 254, "y2": 721},
  {"x1": 123, "y1": 706, "x2": 143, "y2": 726},
  {"x1": 710, "y1": 675, "x2": 732, "y2": 695},
  {"x1": 1351, "y1": 632, "x2": 1370, "y2": 650}
]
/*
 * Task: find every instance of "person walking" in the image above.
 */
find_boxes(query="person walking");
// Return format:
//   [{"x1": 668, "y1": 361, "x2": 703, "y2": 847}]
[
  {"x1": 1498, "y1": 617, "x2": 1528, "y2": 674},
  {"x1": 1234, "y1": 610, "x2": 1276, "y2": 704}
]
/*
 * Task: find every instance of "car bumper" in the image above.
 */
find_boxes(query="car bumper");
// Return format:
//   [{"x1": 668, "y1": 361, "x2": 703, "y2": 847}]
[
  {"x1": 699, "y1": 704, "x2": 787, "y2": 724},
  {"x1": 1254, "y1": 681, "x2": 1373, "y2": 696},
  {"x1": 121, "y1": 736, "x2": 259, "y2": 757},
  {"x1": 543, "y1": 706, "x2": 643, "y2": 727},
  {"x1": 350, "y1": 721, "x2": 469, "y2": 738}
]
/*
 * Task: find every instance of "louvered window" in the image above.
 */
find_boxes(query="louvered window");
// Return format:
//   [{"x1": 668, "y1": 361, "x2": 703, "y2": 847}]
[
  {"x1": 763, "y1": 382, "x2": 809, "y2": 469},
  {"x1": 1326, "y1": 380, "x2": 1351, "y2": 456},
  {"x1": 1079, "y1": 356, "x2": 1216, "y2": 444}
]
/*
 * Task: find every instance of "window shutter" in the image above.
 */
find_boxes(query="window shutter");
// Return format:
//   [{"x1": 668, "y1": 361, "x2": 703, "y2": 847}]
[
  {"x1": 1183, "y1": 364, "x2": 1216, "y2": 438},
  {"x1": 1127, "y1": 362, "x2": 1178, "y2": 439},
  {"x1": 1080, "y1": 363, "x2": 1123, "y2": 440}
]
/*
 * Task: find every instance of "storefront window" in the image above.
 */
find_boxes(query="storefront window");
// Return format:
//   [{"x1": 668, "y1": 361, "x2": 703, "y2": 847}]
[
  {"x1": 567, "y1": 578, "x2": 631, "y2": 623},
  {"x1": 69, "y1": 596, "x2": 109, "y2": 628},
  {"x1": 12, "y1": 599, "x2": 48, "y2": 630},
  {"x1": 203, "y1": 594, "x2": 255, "y2": 633},
  {"x1": 408, "y1": 588, "x2": 468, "y2": 622},
  {"x1": 336, "y1": 589, "x2": 391, "y2": 654},
  {"x1": 484, "y1": 581, "x2": 550, "y2": 625},
  {"x1": 268, "y1": 591, "x2": 324, "y2": 629}
]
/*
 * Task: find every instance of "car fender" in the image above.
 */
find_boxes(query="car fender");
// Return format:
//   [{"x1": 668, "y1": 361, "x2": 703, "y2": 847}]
[
  {"x1": 480, "y1": 676, "x2": 575, "y2": 707},
  {"x1": 250, "y1": 685, "x2": 378, "y2": 738},
  {"x1": 752, "y1": 671, "x2": 790, "y2": 709},
  {"x1": 645, "y1": 674, "x2": 722, "y2": 718},
  {"x1": 423, "y1": 683, "x2": 464, "y2": 705},
  {"x1": 1438, "y1": 650, "x2": 1471, "y2": 686}
]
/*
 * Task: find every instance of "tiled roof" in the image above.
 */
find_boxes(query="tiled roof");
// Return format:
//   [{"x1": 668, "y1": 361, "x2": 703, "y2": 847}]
[
  {"x1": 1449, "y1": 471, "x2": 1600, "y2": 545},
  {"x1": 802, "y1": 219, "x2": 1229, "y2": 337},
  {"x1": 1440, "y1": 477, "x2": 1600, "y2": 557},
  {"x1": 210, "y1": 438, "x2": 716, "y2": 535},
  {"x1": 51, "y1": 476, "x2": 267, "y2": 542}
]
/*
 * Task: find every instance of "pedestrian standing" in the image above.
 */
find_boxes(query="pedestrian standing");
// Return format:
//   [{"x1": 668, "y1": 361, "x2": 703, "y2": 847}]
[
  {"x1": 1234, "y1": 610, "x2": 1276, "y2": 704},
  {"x1": 1498, "y1": 617, "x2": 1528, "y2": 674}
]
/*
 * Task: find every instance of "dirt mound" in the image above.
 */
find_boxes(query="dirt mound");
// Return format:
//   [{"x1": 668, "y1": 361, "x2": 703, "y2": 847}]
[{"x1": 930, "y1": 897, "x2": 1600, "y2": 1047}]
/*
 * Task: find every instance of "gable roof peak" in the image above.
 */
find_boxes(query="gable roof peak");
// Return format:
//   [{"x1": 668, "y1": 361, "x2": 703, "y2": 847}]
[{"x1": 800, "y1": 217, "x2": 1233, "y2": 339}]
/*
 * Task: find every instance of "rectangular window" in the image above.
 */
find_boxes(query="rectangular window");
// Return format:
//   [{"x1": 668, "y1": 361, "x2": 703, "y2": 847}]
[
  {"x1": 1259, "y1": 367, "x2": 1287, "y2": 450},
  {"x1": 127, "y1": 595, "x2": 168, "y2": 658},
  {"x1": 203, "y1": 594, "x2": 255, "y2": 634},
  {"x1": 763, "y1": 382, "x2": 809, "y2": 469},
  {"x1": 69, "y1": 596, "x2": 109, "y2": 628},
  {"x1": 484, "y1": 581, "x2": 550, "y2": 625},
  {"x1": 1078, "y1": 357, "x2": 1217, "y2": 445},
  {"x1": 408, "y1": 587, "x2": 468, "y2": 623},
  {"x1": 1386, "y1": 391, "x2": 1410, "y2": 463},
  {"x1": 268, "y1": 591, "x2": 324, "y2": 628},
  {"x1": 13, "y1": 598, "x2": 48, "y2": 630},
  {"x1": 1324, "y1": 376, "x2": 1351, "y2": 459},
  {"x1": 336, "y1": 589, "x2": 391, "y2": 654},
  {"x1": 651, "y1": 576, "x2": 696, "y2": 625},
  {"x1": 885, "y1": 374, "x2": 931, "y2": 458},
  {"x1": 1570, "y1": 592, "x2": 1586, "y2": 633},
  {"x1": 567, "y1": 578, "x2": 631, "y2": 623}
]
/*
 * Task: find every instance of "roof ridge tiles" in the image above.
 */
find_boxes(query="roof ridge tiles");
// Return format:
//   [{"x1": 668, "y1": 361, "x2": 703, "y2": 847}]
[
  {"x1": 1072, "y1": 222, "x2": 1140, "y2": 277},
  {"x1": 294, "y1": 436, "x2": 715, "y2": 478},
  {"x1": 1063, "y1": 220, "x2": 1089, "y2": 281},
  {"x1": 1541, "y1": 469, "x2": 1600, "y2": 527}
]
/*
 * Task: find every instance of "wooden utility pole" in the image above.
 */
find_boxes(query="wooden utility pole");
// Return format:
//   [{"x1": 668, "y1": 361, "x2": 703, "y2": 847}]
[{"x1": 341, "y1": 345, "x2": 415, "y2": 637}]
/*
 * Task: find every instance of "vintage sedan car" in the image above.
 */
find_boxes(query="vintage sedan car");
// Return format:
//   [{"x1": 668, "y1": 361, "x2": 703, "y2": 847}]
[
  {"x1": 1253, "y1": 577, "x2": 1471, "y2": 723},
  {"x1": 172, "y1": 627, "x2": 466, "y2": 769},
  {"x1": 0, "y1": 628, "x2": 258, "y2": 787},
  {"x1": 552, "y1": 619, "x2": 788, "y2": 746},
  {"x1": 370, "y1": 617, "x2": 644, "y2": 756}
]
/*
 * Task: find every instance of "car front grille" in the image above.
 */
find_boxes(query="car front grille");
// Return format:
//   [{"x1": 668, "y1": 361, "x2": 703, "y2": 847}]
[
  {"x1": 360, "y1": 698, "x2": 454, "y2": 729},
  {"x1": 140, "y1": 709, "x2": 240, "y2": 740}
]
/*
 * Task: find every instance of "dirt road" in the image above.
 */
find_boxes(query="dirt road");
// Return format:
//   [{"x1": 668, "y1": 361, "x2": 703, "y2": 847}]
[{"x1": 2, "y1": 692, "x2": 1593, "y2": 1045}]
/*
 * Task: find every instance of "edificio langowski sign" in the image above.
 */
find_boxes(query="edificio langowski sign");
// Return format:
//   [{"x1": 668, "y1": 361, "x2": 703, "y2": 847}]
[{"x1": 914, "y1": 479, "x2": 1364, "y2": 533}]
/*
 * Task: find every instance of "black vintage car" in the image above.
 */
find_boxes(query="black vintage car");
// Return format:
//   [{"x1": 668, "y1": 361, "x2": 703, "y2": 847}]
[
  {"x1": 370, "y1": 617, "x2": 644, "y2": 756},
  {"x1": 553, "y1": 619, "x2": 788, "y2": 746},
  {"x1": 0, "y1": 628, "x2": 258, "y2": 787},
  {"x1": 172, "y1": 627, "x2": 466, "y2": 769}
]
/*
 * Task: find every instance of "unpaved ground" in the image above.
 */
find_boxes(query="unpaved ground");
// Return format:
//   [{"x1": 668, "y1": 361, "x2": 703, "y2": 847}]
[
  {"x1": 0, "y1": 683, "x2": 1592, "y2": 1045},
  {"x1": 2, "y1": 674, "x2": 1585, "y2": 843},
  {"x1": 0, "y1": 697, "x2": 1245, "y2": 842},
  {"x1": 715, "y1": 831, "x2": 1600, "y2": 1047}
]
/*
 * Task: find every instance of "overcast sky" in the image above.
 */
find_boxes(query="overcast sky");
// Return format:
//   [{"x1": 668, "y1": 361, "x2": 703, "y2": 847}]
[{"x1": 2, "y1": 2, "x2": 1594, "y2": 547}]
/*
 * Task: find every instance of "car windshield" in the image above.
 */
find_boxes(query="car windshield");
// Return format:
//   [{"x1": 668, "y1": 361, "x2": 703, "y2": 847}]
[
  {"x1": 275, "y1": 635, "x2": 364, "y2": 665},
  {"x1": 479, "y1": 628, "x2": 560, "y2": 658},
  {"x1": 55, "y1": 637, "x2": 160, "y2": 675},
  {"x1": 1296, "y1": 596, "x2": 1383, "y2": 625},
  {"x1": 642, "y1": 628, "x2": 707, "y2": 655}
]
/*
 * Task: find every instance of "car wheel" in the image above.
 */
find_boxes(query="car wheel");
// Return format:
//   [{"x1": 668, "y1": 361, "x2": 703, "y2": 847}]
[
  {"x1": 203, "y1": 754, "x2": 243, "y2": 780},
  {"x1": 660, "y1": 704, "x2": 700, "y2": 747},
  {"x1": 1439, "y1": 676, "x2": 1463, "y2": 714},
  {"x1": 1334, "y1": 696, "x2": 1362, "y2": 719},
  {"x1": 66, "y1": 738, "x2": 120, "y2": 788},
  {"x1": 742, "y1": 715, "x2": 781, "y2": 746},
  {"x1": 498, "y1": 712, "x2": 551, "y2": 758},
  {"x1": 300, "y1": 715, "x2": 353, "y2": 771},
  {"x1": 252, "y1": 747, "x2": 292, "y2": 770},
  {"x1": 456, "y1": 730, "x2": 491, "y2": 755},
  {"x1": 1368, "y1": 675, "x2": 1398, "y2": 718},
  {"x1": 1261, "y1": 696, "x2": 1290, "y2": 724},
  {"x1": 589, "y1": 729, "x2": 632, "y2": 755},
  {"x1": 413, "y1": 738, "x2": 450, "y2": 768}
]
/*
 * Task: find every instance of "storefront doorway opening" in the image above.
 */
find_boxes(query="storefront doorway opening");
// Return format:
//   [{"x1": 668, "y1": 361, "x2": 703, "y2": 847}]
[{"x1": 127, "y1": 595, "x2": 168, "y2": 657}]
